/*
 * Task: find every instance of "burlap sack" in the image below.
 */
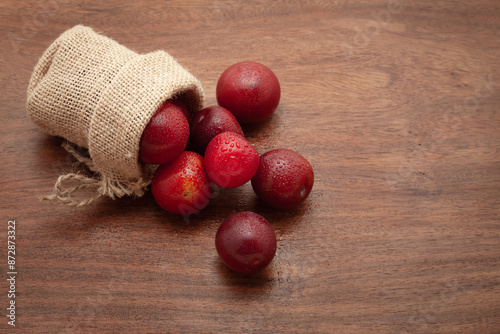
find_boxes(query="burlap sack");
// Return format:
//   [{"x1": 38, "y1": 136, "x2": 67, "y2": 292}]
[{"x1": 27, "y1": 25, "x2": 204, "y2": 206}]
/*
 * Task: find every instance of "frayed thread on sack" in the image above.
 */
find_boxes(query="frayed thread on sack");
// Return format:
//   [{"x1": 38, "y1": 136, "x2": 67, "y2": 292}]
[{"x1": 40, "y1": 141, "x2": 151, "y2": 207}]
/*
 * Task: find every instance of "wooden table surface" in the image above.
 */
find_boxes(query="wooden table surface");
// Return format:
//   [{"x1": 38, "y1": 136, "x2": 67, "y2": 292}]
[{"x1": 1, "y1": 0, "x2": 499, "y2": 333}]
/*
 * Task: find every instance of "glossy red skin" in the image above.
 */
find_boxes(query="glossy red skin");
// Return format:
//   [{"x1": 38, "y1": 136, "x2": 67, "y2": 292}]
[
  {"x1": 216, "y1": 211, "x2": 277, "y2": 274},
  {"x1": 190, "y1": 106, "x2": 244, "y2": 154},
  {"x1": 251, "y1": 148, "x2": 314, "y2": 210},
  {"x1": 204, "y1": 132, "x2": 260, "y2": 188},
  {"x1": 169, "y1": 96, "x2": 191, "y2": 124},
  {"x1": 139, "y1": 101, "x2": 189, "y2": 165},
  {"x1": 216, "y1": 61, "x2": 281, "y2": 124},
  {"x1": 151, "y1": 151, "x2": 213, "y2": 215}
]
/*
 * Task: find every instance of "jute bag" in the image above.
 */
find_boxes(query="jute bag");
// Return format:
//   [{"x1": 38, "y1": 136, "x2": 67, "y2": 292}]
[{"x1": 27, "y1": 25, "x2": 204, "y2": 206}]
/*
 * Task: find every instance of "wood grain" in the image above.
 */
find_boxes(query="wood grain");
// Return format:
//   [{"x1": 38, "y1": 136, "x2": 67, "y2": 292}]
[{"x1": 1, "y1": 0, "x2": 499, "y2": 333}]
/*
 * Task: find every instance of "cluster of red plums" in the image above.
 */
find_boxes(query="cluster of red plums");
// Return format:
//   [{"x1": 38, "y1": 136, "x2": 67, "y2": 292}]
[{"x1": 139, "y1": 61, "x2": 314, "y2": 274}]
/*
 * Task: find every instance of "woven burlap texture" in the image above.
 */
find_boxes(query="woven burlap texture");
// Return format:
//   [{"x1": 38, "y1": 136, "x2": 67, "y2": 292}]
[{"x1": 26, "y1": 25, "x2": 205, "y2": 206}]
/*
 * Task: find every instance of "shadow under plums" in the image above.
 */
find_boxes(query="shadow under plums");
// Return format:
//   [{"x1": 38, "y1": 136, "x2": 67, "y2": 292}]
[
  {"x1": 247, "y1": 194, "x2": 313, "y2": 231},
  {"x1": 215, "y1": 256, "x2": 275, "y2": 295}
]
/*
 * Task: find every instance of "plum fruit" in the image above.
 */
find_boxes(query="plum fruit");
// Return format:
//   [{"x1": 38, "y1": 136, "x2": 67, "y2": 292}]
[
  {"x1": 216, "y1": 61, "x2": 280, "y2": 124},
  {"x1": 151, "y1": 151, "x2": 213, "y2": 215},
  {"x1": 215, "y1": 211, "x2": 277, "y2": 274},
  {"x1": 251, "y1": 148, "x2": 314, "y2": 210},
  {"x1": 190, "y1": 106, "x2": 244, "y2": 154},
  {"x1": 204, "y1": 131, "x2": 259, "y2": 188},
  {"x1": 139, "y1": 100, "x2": 189, "y2": 165}
]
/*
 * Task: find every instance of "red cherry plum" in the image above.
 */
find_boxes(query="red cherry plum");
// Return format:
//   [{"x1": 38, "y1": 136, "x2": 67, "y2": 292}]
[
  {"x1": 216, "y1": 211, "x2": 277, "y2": 274},
  {"x1": 216, "y1": 61, "x2": 280, "y2": 124},
  {"x1": 251, "y1": 148, "x2": 314, "y2": 210},
  {"x1": 204, "y1": 132, "x2": 259, "y2": 188}
]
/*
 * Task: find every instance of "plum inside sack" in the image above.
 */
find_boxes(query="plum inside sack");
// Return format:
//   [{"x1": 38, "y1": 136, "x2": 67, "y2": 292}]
[{"x1": 26, "y1": 25, "x2": 204, "y2": 206}]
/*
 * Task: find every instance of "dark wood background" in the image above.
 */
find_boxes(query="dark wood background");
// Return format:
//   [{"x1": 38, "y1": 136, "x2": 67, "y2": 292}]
[{"x1": 1, "y1": 0, "x2": 499, "y2": 333}]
